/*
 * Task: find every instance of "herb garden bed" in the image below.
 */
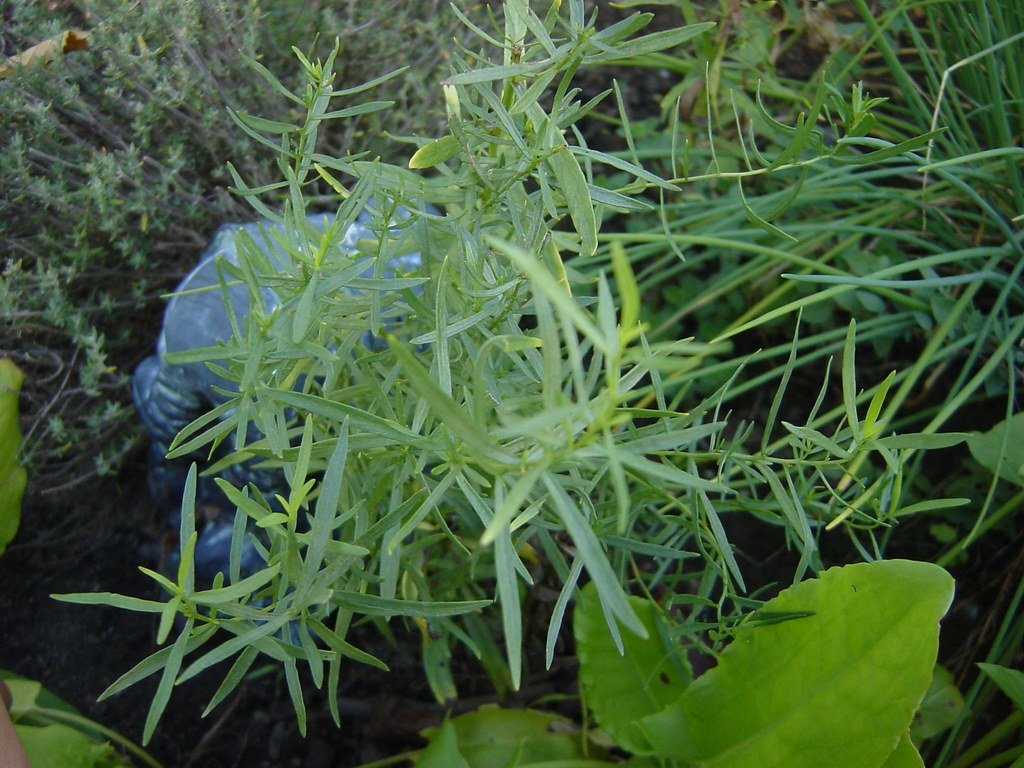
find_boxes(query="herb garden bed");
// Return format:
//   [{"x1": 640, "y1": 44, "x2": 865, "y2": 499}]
[{"x1": 2, "y1": 1, "x2": 1022, "y2": 767}]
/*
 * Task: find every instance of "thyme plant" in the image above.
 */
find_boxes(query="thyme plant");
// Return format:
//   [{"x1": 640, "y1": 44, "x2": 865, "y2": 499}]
[{"x1": 57, "y1": 0, "x2": 964, "y2": 744}]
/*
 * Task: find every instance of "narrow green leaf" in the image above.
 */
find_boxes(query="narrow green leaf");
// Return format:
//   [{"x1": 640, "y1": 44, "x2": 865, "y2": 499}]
[
  {"x1": 615, "y1": 450, "x2": 727, "y2": 493},
  {"x1": 489, "y1": 238, "x2": 611, "y2": 356},
  {"x1": 285, "y1": 657, "x2": 307, "y2": 736},
  {"x1": 697, "y1": 490, "x2": 746, "y2": 592},
  {"x1": 388, "y1": 337, "x2": 515, "y2": 466},
  {"x1": 542, "y1": 473, "x2": 644, "y2": 637},
  {"x1": 189, "y1": 565, "x2": 281, "y2": 605},
  {"x1": 97, "y1": 626, "x2": 216, "y2": 701},
  {"x1": 143, "y1": 618, "x2": 194, "y2": 745},
  {"x1": 979, "y1": 663, "x2": 1024, "y2": 712},
  {"x1": 202, "y1": 646, "x2": 258, "y2": 717},
  {"x1": 782, "y1": 422, "x2": 852, "y2": 458},
  {"x1": 332, "y1": 67, "x2": 409, "y2": 98},
  {"x1": 50, "y1": 593, "x2": 169, "y2": 613},
  {"x1": 834, "y1": 131, "x2": 943, "y2": 164},
  {"x1": 177, "y1": 614, "x2": 291, "y2": 684},
  {"x1": 546, "y1": 141, "x2": 598, "y2": 256},
  {"x1": 446, "y1": 63, "x2": 536, "y2": 84},
  {"x1": 863, "y1": 371, "x2": 896, "y2": 438},
  {"x1": 231, "y1": 111, "x2": 296, "y2": 135},
  {"x1": 842, "y1": 320, "x2": 862, "y2": 443},
  {"x1": 876, "y1": 433, "x2": 971, "y2": 450},
  {"x1": 409, "y1": 134, "x2": 461, "y2": 169},
  {"x1": 309, "y1": 619, "x2": 389, "y2": 671},
  {"x1": 258, "y1": 389, "x2": 426, "y2": 446},
  {"x1": 301, "y1": 419, "x2": 348, "y2": 587},
  {"x1": 610, "y1": 242, "x2": 640, "y2": 336},
  {"x1": 495, "y1": 524, "x2": 523, "y2": 690},
  {"x1": 156, "y1": 595, "x2": 182, "y2": 645},
  {"x1": 585, "y1": 22, "x2": 716, "y2": 61},
  {"x1": 332, "y1": 591, "x2": 491, "y2": 617}
]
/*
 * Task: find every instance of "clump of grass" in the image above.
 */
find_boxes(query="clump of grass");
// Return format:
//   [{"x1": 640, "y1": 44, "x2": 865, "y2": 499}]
[{"x1": 571, "y1": 1, "x2": 1023, "y2": 764}]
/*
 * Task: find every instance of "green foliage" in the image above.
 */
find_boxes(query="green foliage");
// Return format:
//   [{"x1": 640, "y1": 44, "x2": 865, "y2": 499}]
[
  {"x1": 911, "y1": 666, "x2": 964, "y2": 746},
  {"x1": 417, "y1": 560, "x2": 956, "y2": 768},
  {"x1": 0, "y1": 0, "x2": 465, "y2": 490},
  {"x1": 968, "y1": 415, "x2": 1024, "y2": 487},
  {"x1": 417, "y1": 707, "x2": 602, "y2": 767},
  {"x1": 575, "y1": 582, "x2": 690, "y2": 754},
  {"x1": 977, "y1": 664, "x2": 1024, "y2": 713},
  {"x1": 55, "y1": 1, "x2": 987, "y2": 749},
  {"x1": 2, "y1": 670, "x2": 159, "y2": 768},
  {"x1": 58, "y1": 2, "x2": 735, "y2": 741},
  {"x1": 0, "y1": 359, "x2": 26, "y2": 554},
  {"x1": 638, "y1": 560, "x2": 953, "y2": 767}
]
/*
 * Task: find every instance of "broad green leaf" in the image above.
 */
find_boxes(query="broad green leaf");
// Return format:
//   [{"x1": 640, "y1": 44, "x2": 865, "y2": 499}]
[
  {"x1": 0, "y1": 359, "x2": 26, "y2": 555},
  {"x1": 5, "y1": 678, "x2": 43, "y2": 720},
  {"x1": 416, "y1": 719, "x2": 471, "y2": 768},
  {"x1": 417, "y1": 706, "x2": 593, "y2": 767},
  {"x1": 880, "y1": 734, "x2": 924, "y2": 768},
  {"x1": 978, "y1": 663, "x2": 1024, "y2": 712},
  {"x1": 575, "y1": 583, "x2": 690, "y2": 753},
  {"x1": 968, "y1": 414, "x2": 1024, "y2": 486},
  {"x1": 15, "y1": 723, "x2": 122, "y2": 768},
  {"x1": 910, "y1": 665, "x2": 963, "y2": 743},
  {"x1": 638, "y1": 560, "x2": 954, "y2": 767}
]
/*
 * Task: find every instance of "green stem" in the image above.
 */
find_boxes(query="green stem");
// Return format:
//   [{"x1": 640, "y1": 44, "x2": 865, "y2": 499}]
[
  {"x1": 947, "y1": 712, "x2": 1024, "y2": 768},
  {"x1": 970, "y1": 744, "x2": 1024, "y2": 768},
  {"x1": 937, "y1": 489, "x2": 1024, "y2": 568}
]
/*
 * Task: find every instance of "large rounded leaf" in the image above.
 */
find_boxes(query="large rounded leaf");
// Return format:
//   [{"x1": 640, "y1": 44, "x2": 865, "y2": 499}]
[
  {"x1": 575, "y1": 582, "x2": 691, "y2": 753},
  {"x1": 639, "y1": 560, "x2": 954, "y2": 768},
  {"x1": 416, "y1": 705, "x2": 599, "y2": 767},
  {"x1": 968, "y1": 414, "x2": 1024, "y2": 487}
]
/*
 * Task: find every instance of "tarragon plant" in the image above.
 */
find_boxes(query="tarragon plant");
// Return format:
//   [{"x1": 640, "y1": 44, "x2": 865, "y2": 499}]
[{"x1": 55, "y1": 0, "x2": 965, "y2": 745}]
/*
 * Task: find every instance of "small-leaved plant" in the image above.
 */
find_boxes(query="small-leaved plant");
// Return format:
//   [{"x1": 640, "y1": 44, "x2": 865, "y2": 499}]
[{"x1": 56, "y1": 0, "x2": 969, "y2": 746}]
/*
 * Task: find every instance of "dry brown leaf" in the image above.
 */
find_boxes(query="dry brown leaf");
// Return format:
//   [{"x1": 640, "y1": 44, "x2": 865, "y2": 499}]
[{"x1": 0, "y1": 29, "x2": 90, "y2": 79}]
